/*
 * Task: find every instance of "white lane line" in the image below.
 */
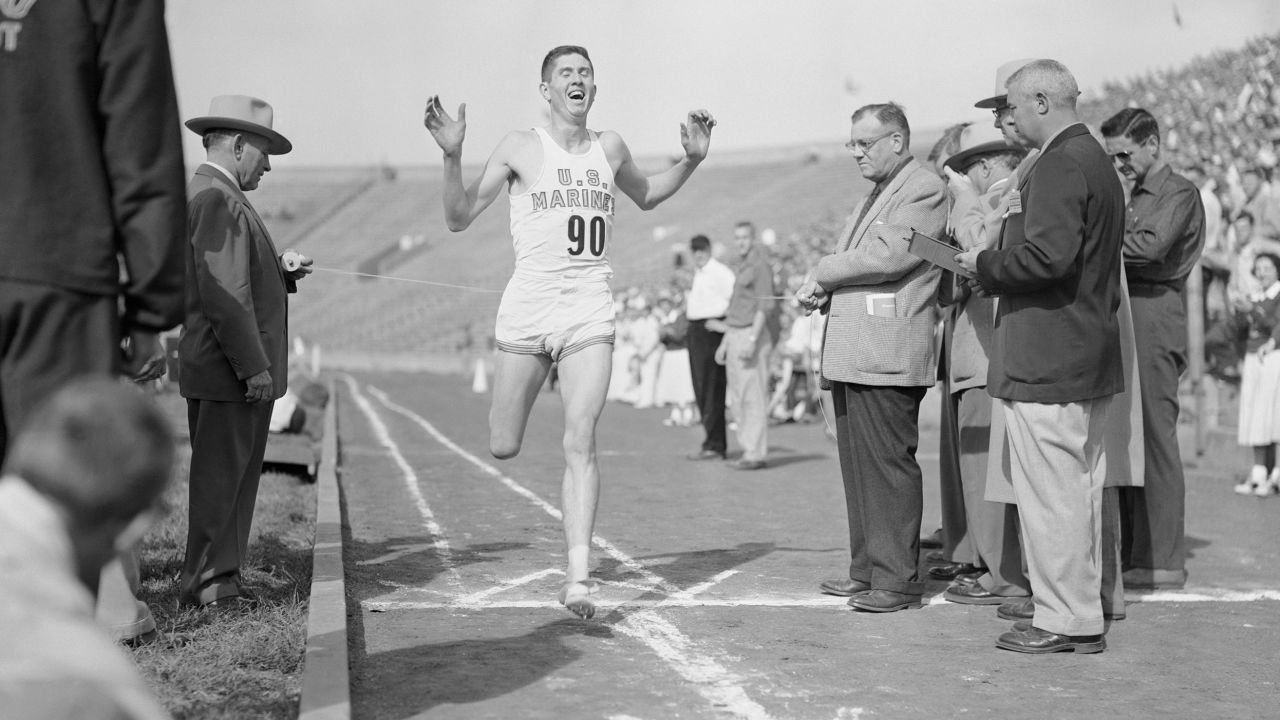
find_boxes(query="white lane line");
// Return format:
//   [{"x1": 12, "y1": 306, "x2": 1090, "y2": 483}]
[
  {"x1": 366, "y1": 385, "x2": 774, "y2": 720},
  {"x1": 665, "y1": 569, "x2": 740, "y2": 603},
  {"x1": 343, "y1": 375, "x2": 464, "y2": 591},
  {"x1": 454, "y1": 568, "x2": 564, "y2": 607},
  {"x1": 365, "y1": 588, "x2": 1280, "y2": 612},
  {"x1": 356, "y1": 542, "x2": 438, "y2": 566}
]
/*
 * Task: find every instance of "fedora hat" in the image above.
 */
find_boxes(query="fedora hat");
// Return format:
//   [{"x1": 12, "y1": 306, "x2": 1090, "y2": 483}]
[
  {"x1": 944, "y1": 121, "x2": 1013, "y2": 173},
  {"x1": 185, "y1": 95, "x2": 292, "y2": 154},
  {"x1": 974, "y1": 58, "x2": 1038, "y2": 109}
]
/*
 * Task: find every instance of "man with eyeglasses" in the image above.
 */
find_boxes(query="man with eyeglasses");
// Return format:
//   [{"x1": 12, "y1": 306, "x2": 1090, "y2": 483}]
[
  {"x1": 798, "y1": 103, "x2": 947, "y2": 613},
  {"x1": 956, "y1": 60, "x2": 1126, "y2": 654},
  {"x1": 1101, "y1": 108, "x2": 1206, "y2": 591}
]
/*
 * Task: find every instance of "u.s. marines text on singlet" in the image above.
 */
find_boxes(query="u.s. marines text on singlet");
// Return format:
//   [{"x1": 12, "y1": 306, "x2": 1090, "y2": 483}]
[
  {"x1": 508, "y1": 127, "x2": 616, "y2": 280},
  {"x1": 495, "y1": 127, "x2": 618, "y2": 359}
]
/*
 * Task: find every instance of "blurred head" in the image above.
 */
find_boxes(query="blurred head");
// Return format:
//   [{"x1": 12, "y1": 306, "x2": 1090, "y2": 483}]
[
  {"x1": 1242, "y1": 168, "x2": 1263, "y2": 200},
  {"x1": 1004, "y1": 60, "x2": 1080, "y2": 147},
  {"x1": 1253, "y1": 252, "x2": 1279, "y2": 286},
  {"x1": 540, "y1": 45, "x2": 596, "y2": 120},
  {"x1": 203, "y1": 129, "x2": 273, "y2": 191},
  {"x1": 1102, "y1": 108, "x2": 1162, "y2": 183},
  {"x1": 928, "y1": 122, "x2": 969, "y2": 178},
  {"x1": 733, "y1": 221, "x2": 756, "y2": 259},
  {"x1": 1236, "y1": 211, "x2": 1256, "y2": 242},
  {"x1": 3, "y1": 378, "x2": 174, "y2": 588},
  {"x1": 690, "y1": 234, "x2": 712, "y2": 268},
  {"x1": 847, "y1": 103, "x2": 911, "y2": 182}
]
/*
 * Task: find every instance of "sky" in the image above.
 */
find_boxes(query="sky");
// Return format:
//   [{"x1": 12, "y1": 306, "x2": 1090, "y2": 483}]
[{"x1": 165, "y1": 0, "x2": 1280, "y2": 168}]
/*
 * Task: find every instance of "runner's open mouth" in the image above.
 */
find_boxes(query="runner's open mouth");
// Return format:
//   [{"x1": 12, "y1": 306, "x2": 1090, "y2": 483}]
[{"x1": 568, "y1": 87, "x2": 585, "y2": 101}]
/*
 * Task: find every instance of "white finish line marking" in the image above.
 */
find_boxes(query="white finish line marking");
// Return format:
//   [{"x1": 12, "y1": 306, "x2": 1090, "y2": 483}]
[
  {"x1": 364, "y1": 384, "x2": 774, "y2": 720},
  {"x1": 344, "y1": 376, "x2": 464, "y2": 591}
]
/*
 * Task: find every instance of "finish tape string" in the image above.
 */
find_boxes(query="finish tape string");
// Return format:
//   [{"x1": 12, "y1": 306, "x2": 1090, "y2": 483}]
[{"x1": 310, "y1": 266, "x2": 504, "y2": 293}]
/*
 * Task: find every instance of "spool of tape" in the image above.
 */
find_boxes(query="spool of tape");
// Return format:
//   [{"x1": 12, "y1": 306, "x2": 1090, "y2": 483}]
[{"x1": 282, "y1": 251, "x2": 302, "y2": 272}]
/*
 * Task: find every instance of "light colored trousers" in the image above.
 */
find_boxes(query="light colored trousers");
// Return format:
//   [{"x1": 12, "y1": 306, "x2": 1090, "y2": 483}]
[
  {"x1": 724, "y1": 326, "x2": 771, "y2": 462},
  {"x1": 1003, "y1": 395, "x2": 1112, "y2": 637}
]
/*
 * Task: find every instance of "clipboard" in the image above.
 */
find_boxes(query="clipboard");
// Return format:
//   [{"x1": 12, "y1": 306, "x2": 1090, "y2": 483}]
[{"x1": 908, "y1": 231, "x2": 973, "y2": 278}]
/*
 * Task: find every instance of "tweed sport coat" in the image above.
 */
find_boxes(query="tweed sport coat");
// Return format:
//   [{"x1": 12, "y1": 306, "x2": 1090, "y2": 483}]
[
  {"x1": 178, "y1": 165, "x2": 294, "y2": 402},
  {"x1": 815, "y1": 158, "x2": 948, "y2": 387}
]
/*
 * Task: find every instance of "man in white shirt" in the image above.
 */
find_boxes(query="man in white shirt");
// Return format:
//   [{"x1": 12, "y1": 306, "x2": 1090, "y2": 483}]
[{"x1": 684, "y1": 234, "x2": 736, "y2": 460}]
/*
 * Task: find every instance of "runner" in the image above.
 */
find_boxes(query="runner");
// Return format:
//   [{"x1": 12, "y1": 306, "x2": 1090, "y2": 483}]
[{"x1": 423, "y1": 45, "x2": 715, "y2": 618}]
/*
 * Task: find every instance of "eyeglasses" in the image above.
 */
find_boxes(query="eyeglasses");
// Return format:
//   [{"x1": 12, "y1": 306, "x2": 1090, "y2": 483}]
[
  {"x1": 844, "y1": 130, "x2": 897, "y2": 153},
  {"x1": 991, "y1": 105, "x2": 1012, "y2": 118}
]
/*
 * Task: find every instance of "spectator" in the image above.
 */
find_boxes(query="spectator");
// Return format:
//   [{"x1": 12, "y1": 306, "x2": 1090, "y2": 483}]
[
  {"x1": 0, "y1": 379, "x2": 174, "y2": 720},
  {"x1": 655, "y1": 295, "x2": 697, "y2": 427},
  {"x1": 716, "y1": 221, "x2": 781, "y2": 471},
  {"x1": 684, "y1": 234, "x2": 736, "y2": 460},
  {"x1": 1233, "y1": 252, "x2": 1280, "y2": 496},
  {"x1": 0, "y1": 0, "x2": 185, "y2": 645}
]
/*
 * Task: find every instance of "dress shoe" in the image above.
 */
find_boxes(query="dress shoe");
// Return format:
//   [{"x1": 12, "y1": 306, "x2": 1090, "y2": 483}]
[
  {"x1": 996, "y1": 625, "x2": 1105, "y2": 654},
  {"x1": 847, "y1": 589, "x2": 922, "y2": 613},
  {"x1": 121, "y1": 628, "x2": 160, "y2": 649},
  {"x1": 996, "y1": 595, "x2": 1035, "y2": 620},
  {"x1": 1122, "y1": 567, "x2": 1186, "y2": 590},
  {"x1": 726, "y1": 458, "x2": 767, "y2": 471},
  {"x1": 919, "y1": 528, "x2": 944, "y2": 549},
  {"x1": 927, "y1": 562, "x2": 981, "y2": 580},
  {"x1": 944, "y1": 582, "x2": 1018, "y2": 606},
  {"x1": 686, "y1": 449, "x2": 726, "y2": 461},
  {"x1": 818, "y1": 577, "x2": 871, "y2": 597}
]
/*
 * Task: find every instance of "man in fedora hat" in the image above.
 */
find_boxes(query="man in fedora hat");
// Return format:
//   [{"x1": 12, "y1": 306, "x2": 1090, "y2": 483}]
[
  {"x1": 0, "y1": 0, "x2": 184, "y2": 645},
  {"x1": 178, "y1": 94, "x2": 313, "y2": 607},
  {"x1": 936, "y1": 122, "x2": 1031, "y2": 608}
]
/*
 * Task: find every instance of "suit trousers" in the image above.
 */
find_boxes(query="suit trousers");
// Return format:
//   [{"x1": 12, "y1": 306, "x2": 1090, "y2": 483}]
[
  {"x1": 955, "y1": 387, "x2": 1029, "y2": 596},
  {"x1": 832, "y1": 382, "x2": 927, "y2": 595},
  {"x1": 725, "y1": 326, "x2": 771, "y2": 462},
  {"x1": 1121, "y1": 285, "x2": 1188, "y2": 572},
  {"x1": 686, "y1": 319, "x2": 727, "y2": 454},
  {"x1": 0, "y1": 280, "x2": 153, "y2": 639},
  {"x1": 181, "y1": 397, "x2": 274, "y2": 604},
  {"x1": 1004, "y1": 395, "x2": 1112, "y2": 636},
  {"x1": 937, "y1": 359, "x2": 973, "y2": 563}
]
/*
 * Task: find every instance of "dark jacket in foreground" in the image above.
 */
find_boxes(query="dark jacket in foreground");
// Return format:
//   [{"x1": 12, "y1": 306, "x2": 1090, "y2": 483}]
[{"x1": 0, "y1": 0, "x2": 185, "y2": 332}]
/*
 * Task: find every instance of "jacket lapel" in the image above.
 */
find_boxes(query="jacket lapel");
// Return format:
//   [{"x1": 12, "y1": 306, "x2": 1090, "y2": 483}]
[{"x1": 846, "y1": 158, "x2": 920, "y2": 252}]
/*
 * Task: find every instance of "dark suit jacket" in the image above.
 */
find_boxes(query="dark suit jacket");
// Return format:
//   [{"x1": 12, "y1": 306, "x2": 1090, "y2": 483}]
[
  {"x1": 974, "y1": 123, "x2": 1125, "y2": 404},
  {"x1": 179, "y1": 165, "x2": 293, "y2": 402}
]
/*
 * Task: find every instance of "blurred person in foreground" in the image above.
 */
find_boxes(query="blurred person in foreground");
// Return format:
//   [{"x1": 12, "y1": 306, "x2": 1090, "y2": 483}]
[
  {"x1": 798, "y1": 102, "x2": 947, "y2": 612},
  {"x1": 684, "y1": 234, "x2": 736, "y2": 460},
  {"x1": 178, "y1": 95, "x2": 313, "y2": 608},
  {"x1": 1101, "y1": 107, "x2": 1206, "y2": 591},
  {"x1": 715, "y1": 221, "x2": 781, "y2": 470},
  {"x1": 0, "y1": 379, "x2": 174, "y2": 720},
  {"x1": 957, "y1": 60, "x2": 1125, "y2": 653},
  {"x1": 423, "y1": 46, "x2": 715, "y2": 618},
  {"x1": 0, "y1": 0, "x2": 185, "y2": 644}
]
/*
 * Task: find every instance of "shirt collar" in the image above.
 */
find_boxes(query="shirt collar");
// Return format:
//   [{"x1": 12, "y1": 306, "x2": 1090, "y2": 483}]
[
  {"x1": 1267, "y1": 281, "x2": 1280, "y2": 300},
  {"x1": 1040, "y1": 122, "x2": 1081, "y2": 151},
  {"x1": 874, "y1": 155, "x2": 913, "y2": 190},
  {"x1": 205, "y1": 161, "x2": 241, "y2": 189},
  {"x1": 1134, "y1": 162, "x2": 1172, "y2": 197}
]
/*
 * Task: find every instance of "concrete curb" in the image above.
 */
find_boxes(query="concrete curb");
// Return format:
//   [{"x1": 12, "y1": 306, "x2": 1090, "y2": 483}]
[{"x1": 299, "y1": 379, "x2": 351, "y2": 720}]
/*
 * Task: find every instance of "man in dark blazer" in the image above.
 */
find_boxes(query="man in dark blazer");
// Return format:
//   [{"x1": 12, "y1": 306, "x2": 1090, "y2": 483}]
[
  {"x1": 179, "y1": 96, "x2": 312, "y2": 607},
  {"x1": 797, "y1": 103, "x2": 947, "y2": 613},
  {"x1": 957, "y1": 60, "x2": 1125, "y2": 654}
]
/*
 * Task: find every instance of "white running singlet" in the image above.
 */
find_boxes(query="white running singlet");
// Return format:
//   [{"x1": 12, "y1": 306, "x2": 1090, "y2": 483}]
[{"x1": 495, "y1": 127, "x2": 618, "y2": 360}]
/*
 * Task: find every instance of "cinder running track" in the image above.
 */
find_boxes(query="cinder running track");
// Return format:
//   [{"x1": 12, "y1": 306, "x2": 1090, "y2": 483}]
[{"x1": 335, "y1": 370, "x2": 1280, "y2": 720}]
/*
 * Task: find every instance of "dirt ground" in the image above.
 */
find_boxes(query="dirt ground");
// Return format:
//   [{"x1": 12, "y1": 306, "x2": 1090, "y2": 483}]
[{"x1": 335, "y1": 370, "x2": 1280, "y2": 720}]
